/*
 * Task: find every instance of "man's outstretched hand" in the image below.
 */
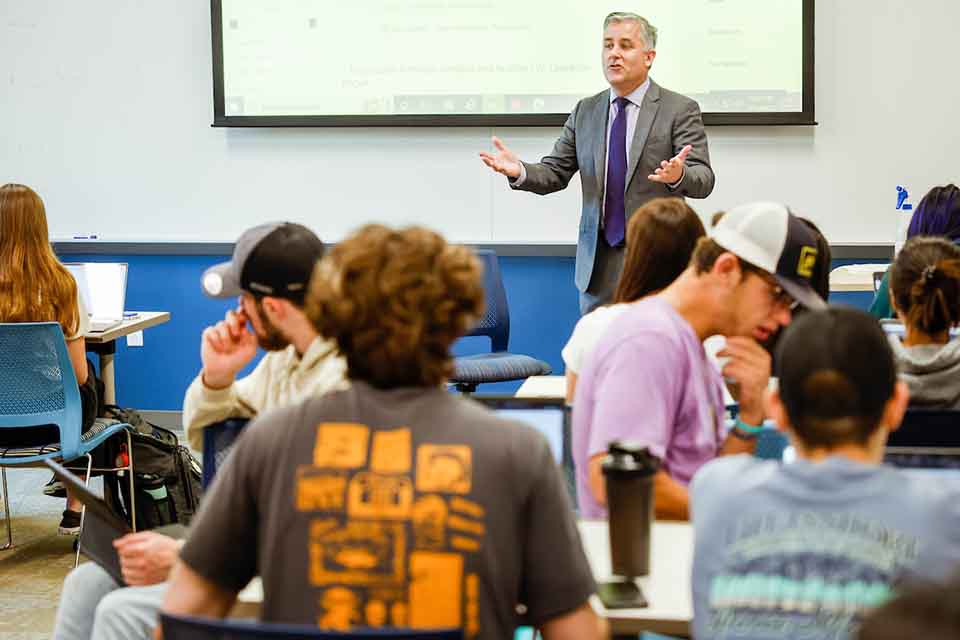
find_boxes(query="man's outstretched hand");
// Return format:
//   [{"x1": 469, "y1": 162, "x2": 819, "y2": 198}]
[
  {"x1": 648, "y1": 144, "x2": 692, "y2": 185},
  {"x1": 479, "y1": 136, "x2": 522, "y2": 179}
]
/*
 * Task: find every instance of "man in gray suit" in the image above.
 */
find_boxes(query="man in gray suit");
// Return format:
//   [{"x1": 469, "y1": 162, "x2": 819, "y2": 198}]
[{"x1": 480, "y1": 12, "x2": 715, "y2": 313}]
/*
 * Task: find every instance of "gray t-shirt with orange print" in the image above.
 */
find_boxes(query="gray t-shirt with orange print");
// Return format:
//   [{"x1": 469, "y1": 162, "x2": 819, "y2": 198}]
[{"x1": 180, "y1": 382, "x2": 595, "y2": 638}]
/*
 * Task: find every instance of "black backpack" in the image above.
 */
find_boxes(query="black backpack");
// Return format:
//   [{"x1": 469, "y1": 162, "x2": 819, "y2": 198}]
[{"x1": 100, "y1": 406, "x2": 203, "y2": 530}]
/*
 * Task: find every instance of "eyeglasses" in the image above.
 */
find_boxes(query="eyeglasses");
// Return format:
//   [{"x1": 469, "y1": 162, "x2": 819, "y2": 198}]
[{"x1": 756, "y1": 273, "x2": 799, "y2": 311}]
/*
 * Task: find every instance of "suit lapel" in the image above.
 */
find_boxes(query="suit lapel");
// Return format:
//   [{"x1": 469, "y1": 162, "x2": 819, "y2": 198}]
[
  {"x1": 625, "y1": 81, "x2": 661, "y2": 192},
  {"x1": 594, "y1": 90, "x2": 612, "y2": 192}
]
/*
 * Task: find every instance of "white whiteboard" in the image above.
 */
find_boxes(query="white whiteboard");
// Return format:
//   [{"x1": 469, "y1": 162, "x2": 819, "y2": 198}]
[{"x1": 2, "y1": 0, "x2": 957, "y2": 245}]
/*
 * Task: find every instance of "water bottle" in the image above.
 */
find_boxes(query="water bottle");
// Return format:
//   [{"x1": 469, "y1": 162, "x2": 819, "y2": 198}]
[{"x1": 603, "y1": 441, "x2": 660, "y2": 578}]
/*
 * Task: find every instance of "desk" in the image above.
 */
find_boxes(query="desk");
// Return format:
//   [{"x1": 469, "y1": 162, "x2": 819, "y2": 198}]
[
  {"x1": 515, "y1": 375, "x2": 566, "y2": 399},
  {"x1": 581, "y1": 520, "x2": 693, "y2": 638},
  {"x1": 84, "y1": 312, "x2": 170, "y2": 404},
  {"x1": 234, "y1": 520, "x2": 694, "y2": 637}
]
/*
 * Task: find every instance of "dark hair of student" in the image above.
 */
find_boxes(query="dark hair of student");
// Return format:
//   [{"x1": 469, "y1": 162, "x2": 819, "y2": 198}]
[
  {"x1": 906, "y1": 184, "x2": 960, "y2": 240},
  {"x1": 890, "y1": 236, "x2": 960, "y2": 336},
  {"x1": 857, "y1": 578, "x2": 960, "y2": 640},
  {"x1": 775, "y1": 307, "x2": 896, "y2": 448},
  {"x1": 306, "y1": 224, "x2": 484, "y2": 389},
  {"x1": 612, "y1": 197, "x2": 706, "y2": 304}
]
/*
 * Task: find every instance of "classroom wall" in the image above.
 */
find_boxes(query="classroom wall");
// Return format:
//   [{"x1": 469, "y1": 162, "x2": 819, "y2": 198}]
[
  {"x1": 4, "y1": 1, "x2": 959, "y2": 245},
  {"x1": 61, "y1": 252, "x2": 873, "y2": 412}
]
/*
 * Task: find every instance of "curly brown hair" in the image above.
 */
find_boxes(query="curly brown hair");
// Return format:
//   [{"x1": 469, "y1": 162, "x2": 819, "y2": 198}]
[{"x1": 306, "y1": 224, "x2": 485, "y2": 389}]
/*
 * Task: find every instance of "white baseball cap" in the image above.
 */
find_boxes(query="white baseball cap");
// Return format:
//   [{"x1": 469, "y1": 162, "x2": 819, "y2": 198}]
[{"x1": 711, "y1": 202, "x2": 826, "y2": 310}]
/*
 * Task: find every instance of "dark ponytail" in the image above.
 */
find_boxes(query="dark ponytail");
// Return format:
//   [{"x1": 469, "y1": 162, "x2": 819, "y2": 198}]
[{"x1": 891, "y1": 237, "x2": 960, "y2": 335}]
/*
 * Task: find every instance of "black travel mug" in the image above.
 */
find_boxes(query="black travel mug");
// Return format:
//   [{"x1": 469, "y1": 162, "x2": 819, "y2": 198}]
[{"x1": 602, "y1": 440, "x2": 660, "y2": 579}]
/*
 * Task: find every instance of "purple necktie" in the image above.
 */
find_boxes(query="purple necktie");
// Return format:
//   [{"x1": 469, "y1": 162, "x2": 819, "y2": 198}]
[{"x1": 604, "y1": 96, "x2": 630, "y2": 247}]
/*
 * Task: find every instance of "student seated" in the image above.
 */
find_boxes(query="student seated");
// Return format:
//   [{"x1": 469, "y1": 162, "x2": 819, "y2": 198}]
[
  {"x1": 857, "y1": 577, "x2": 960, "y2": 640},
  {"x1": 562, "y1": 197, "x2": 706, "y2": 403},
  {"x1": 160, "y1": 224, "x2": 604, "y2": 639},
  {"x1": 52, "y1": 222, "x2": 346, "y2": 640},
  {"x1": 691, "y1": 307, "x2": 960, "y2": 640},
  {"x1": 887, "y1": 236, "x2": 960, "y2": 408},
  {"x1": 0, "y1": 184, "x2": 104, "y2": 535},
  {"x1": 573, "y1": 202, "x2": 827, "y2": 520},
  {"x1": 869, "y1": 184, "x2": 960, "y2": 318}
]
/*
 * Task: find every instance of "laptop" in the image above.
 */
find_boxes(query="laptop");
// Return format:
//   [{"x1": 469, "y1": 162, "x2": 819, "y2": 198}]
[
  {"x1": 880, "y1": 320, "x2": 960, "y2": 339},
  {"x1": 65, "y1": 262, "x2": 128, "y2": 332},
  {"x1": 472, "y1": 396, "x2": 570, "y2": 468},
  {"x1": 45, "y1": 459, "x2": 186, "y2": 585}
]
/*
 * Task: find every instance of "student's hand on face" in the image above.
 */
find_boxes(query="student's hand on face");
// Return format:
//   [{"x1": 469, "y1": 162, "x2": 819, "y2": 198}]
[
  {"x1": 200, "y1": 307, "x2": 258, "y2": 389},
  {"x1": 113, "y1": 531, "x2": 181, "y2": 586},
  {"x1": 718, "y1": 336, "x2": 772, "y2": 425}
]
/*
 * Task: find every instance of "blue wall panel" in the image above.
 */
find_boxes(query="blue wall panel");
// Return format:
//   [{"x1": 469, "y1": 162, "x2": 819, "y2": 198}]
[
  {"x1": 60, "y1": 253, "x2": 582, "y2": 410},
  {"x1": 59, "y1": 253, "x2": 877, "y2": 411}
]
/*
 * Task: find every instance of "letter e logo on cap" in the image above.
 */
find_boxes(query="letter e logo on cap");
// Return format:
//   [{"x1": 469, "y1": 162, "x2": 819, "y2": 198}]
[{"x1": 797, "y1": 247, "x2": 817, "y2": 278}]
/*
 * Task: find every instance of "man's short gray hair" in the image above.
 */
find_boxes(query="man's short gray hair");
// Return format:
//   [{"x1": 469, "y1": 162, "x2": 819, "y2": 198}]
[{"x1": 603, "y1": 12, "x2": 658, "y2": 49}]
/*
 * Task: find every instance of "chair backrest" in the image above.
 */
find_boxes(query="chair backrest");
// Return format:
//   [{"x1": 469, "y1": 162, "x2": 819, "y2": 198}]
[
  {"x1": 0, "y1": 322, "x2": 83, "y2": 458},
  {"x1": 464, "y1": 250, "x2": 510, "y2": 353},
  {"x1": 754, "y1": 429, "x2": 789, "y2": 461},
  {"x1": 201, "y1": 418, "x2": 251, "y2": 488},
  {"x1": 886, "y1": 408, "x2": 960, "y2": 454},
  {"x1": 161, "y1": 613, "x2": 463, "y2": 640}
]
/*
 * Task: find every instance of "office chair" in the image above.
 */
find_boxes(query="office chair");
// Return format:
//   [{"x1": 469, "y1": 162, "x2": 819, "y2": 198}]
[
  {"x1": 754, "y1": 429, "x2": 790, "y2": 461},
  {"x1": 161, "y1": 613, "x2": 462, "y2": 639},
  {"x1": 0, "y1": 322, "x2": 135, "y2": 555},
  {"x1": 201, "y1": 418, "x2": 250, "y2": 489},
  {"x1": 450, "y1": 251, "x2": 551, "y2": 393}
]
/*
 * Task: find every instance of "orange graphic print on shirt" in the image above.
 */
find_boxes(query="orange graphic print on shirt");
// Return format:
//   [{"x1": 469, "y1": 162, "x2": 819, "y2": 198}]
[
  {"x1": 302, "y1": 426, "x2": 485, "y2": 637},
  {"x1": 313, "y1": 423, "x2": 369, "y2": 469}
]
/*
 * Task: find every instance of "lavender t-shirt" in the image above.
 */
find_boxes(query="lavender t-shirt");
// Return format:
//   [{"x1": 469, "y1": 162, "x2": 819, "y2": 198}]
[{"x1": 572, "y1": 296, "x2": 726, "y2": 518}]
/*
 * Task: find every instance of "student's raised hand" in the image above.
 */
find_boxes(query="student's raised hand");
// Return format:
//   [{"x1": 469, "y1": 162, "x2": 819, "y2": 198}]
[
  {"x1": 647, "y1": 144, "x2": 692, "y2": 185},
  {"x1": 479, "y1": 136, "x2": 522, "y2": 179},
  {"x1": 114, "y1": 531, "x2": 181, "y2": 586},
  {"x1": 718, "y1": 336, "x2": 771, "y2": 426},
  {"x1": 200, "y1": 307, "x2": 258, "y2": 389}
]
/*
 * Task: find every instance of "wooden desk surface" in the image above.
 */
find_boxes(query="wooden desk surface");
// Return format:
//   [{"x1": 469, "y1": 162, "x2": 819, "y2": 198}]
[
  {"x1": 235, "y1": 520, "x2": 694, "y2": 636},
  {"x1": 83, "y1": 311, "x2": 170, "y2": 343}
]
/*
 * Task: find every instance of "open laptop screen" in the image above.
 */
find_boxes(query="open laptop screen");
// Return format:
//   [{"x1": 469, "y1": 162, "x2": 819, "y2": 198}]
[
  {"x1": 472, "y1": 396, "x2": 568, "y2": 465},
  {"x1": 64, "y1": 263, "x2": 127, "y2": 320}
]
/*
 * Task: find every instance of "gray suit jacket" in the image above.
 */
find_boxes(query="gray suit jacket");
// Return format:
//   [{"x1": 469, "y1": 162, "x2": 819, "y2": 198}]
[{"x1": 513, "y1": 81, "x2": 715, "y2": 292}]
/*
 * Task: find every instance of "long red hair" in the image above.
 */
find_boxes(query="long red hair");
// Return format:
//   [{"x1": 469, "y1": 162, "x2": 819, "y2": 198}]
[{"x1": 0, "y1": 184, "x2": 80, "y2": 335}]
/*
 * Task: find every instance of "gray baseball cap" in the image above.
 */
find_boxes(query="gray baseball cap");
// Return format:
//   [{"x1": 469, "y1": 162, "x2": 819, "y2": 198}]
[{"x1": 201, "y1": 222, "x2": 324, "y2": 304}]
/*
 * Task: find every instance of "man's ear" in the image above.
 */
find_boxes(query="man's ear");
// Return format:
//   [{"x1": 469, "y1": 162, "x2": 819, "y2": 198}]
[
  {"x1": 645, "y1": 49, "x2": 657, "y2": 68},
  {"x1": 260, "y1": 296, "x2": 288, "y2": 323},
  {"x1": 712, "y1": 252, "x2": 742, "y2": 285},
  {"x1": 882, "y1": 380, "x2": 910, "y2": 433}
]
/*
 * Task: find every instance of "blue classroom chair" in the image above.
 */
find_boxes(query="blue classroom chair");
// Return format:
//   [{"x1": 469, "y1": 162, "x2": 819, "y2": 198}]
[
  {"x1": 200, "y1": 418, "x2": 250, "y2": 489},
  {"x1": 0, "y1": 322, "x2": 135, "y2": 553},
  {"x1": 450, "y1": 250, "x2": 552, "y2": 393},
  {"x1": 161, "y1": 613, "x2": 462, "y2": 640}
]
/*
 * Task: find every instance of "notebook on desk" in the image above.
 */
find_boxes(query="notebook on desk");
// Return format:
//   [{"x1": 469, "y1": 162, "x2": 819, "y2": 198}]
[
  {"x1": 45, "y1": 459, "x2": 186, "y2": 585},
  {"x1": 65, "y1": 262, "x2": 128, "y2": 332}
]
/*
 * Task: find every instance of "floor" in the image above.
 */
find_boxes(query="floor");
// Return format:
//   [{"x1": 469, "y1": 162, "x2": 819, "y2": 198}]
[{"x1": 0, "y1": 467, "x2": 81, "y2": 639}]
